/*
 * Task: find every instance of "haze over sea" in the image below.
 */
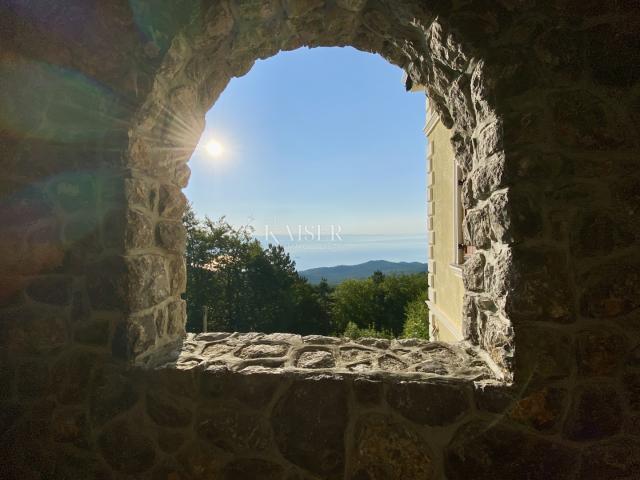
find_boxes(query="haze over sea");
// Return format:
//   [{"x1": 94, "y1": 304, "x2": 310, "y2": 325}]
[{"x1": 257, "y1": 233, "x2": 427, "y2": 271}]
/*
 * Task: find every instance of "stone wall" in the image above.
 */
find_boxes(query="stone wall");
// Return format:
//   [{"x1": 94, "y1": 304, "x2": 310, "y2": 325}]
[{"x1": 1, "y1": 1, "x2": 639, "y2": 479}]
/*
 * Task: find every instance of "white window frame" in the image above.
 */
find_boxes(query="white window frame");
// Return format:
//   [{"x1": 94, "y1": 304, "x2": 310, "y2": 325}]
[{"x1": 449, "y1": 159, "x2": 464, "y2": 277}]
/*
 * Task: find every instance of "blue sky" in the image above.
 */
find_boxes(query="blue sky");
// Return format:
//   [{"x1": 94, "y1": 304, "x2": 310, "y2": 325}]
[{"x1": 186, "y1": 46, "x2": 427, "y2": 238}]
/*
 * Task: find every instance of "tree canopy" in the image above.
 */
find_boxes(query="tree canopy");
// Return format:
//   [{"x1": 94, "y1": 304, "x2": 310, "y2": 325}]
[{"x1": 183, "y1": 205, "x2": 429, "y2": 339}]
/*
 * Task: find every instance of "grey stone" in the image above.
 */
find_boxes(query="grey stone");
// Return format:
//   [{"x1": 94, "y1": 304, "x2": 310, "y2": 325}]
[
  {"x1": 26, "y1": 275, "x2": 71, "y2": 305},
  {"x1": 156, "y1": 220, "x2": 186, "y2": 253},
  {"x1": 576, "y1": 330, "x2": 626, "y2": 377},
  {"x1": 336, "y1": 0, "x2": 367, "y2": 12},
  {"x1": 462, "y1": 252, "x2": 485, "y2": 292},
  {"x1": 578, "y1": 437, "x2": 640, "y2": 480},
  {"x1": 580, "y1": 261, "x2": 640, "y2": 318},
  {"x1": 272, "y1": 376, "x2": 348, "y2": 478},
  {"x1": 349, "y1": 414, "x2": 435, "y2": 479},
  {"x1": 146, "y1": 390, "x2": 192, "y2": 427},
  {"x1": 353, "y1": 378, "x2": 383, "y2": 405},
  {"x1": 125, "y1": 255, "x2": 170, "y2": 312},
  {"x1": 125, "y1": 208, "x2": 153, "y2": 250},
  {"x1": 356, "y1": 338, "x2": 390, "y2": 349},
  {"x1": 98, "y1": 419, "x2": 156, "y2": 474},
  {"x1": 471, "y1": 154, "x2": 504, "y2": 200},
  {"x1": 564, "y1": 384, "x2": 623, "y2": 441},
  {"x1": 448, "y1": 75, "x2": 475, "y2": 133},
  {"x1": 222, "y1": 458, "x2": 285, "y2": 480},
  {"x1": 197, "y1": 408, "x2": 269, "y2": 453},
  {"x1": 474, "y1": 120, "x2": 502, "y2": 162},
  {"x1": 90, "y1": 368, "x2": 138, "y2": 425},
  {"x1": 515, "y1": 326, "x2": 572, "y2": 382},
  {"x1": 124, "y1": 178, "x2": 156, "y2": 211},
  {"x1": 387, "y1": 380, "x2": 469, "y2": 426},
  {"x1": 297, "y1": 350, "x2": 336, "y2": 368},
  {"x1": 167, "y1": 254, "x2": 187, "y2": 295},
  {"x1": 463, "y1": 206, "x2": 491, "y2": 248},
  {"x1": 378, "y1": 354, "x2": 406, "y2": 371},
  {"x1": 236, "y1": 343, "x2": 289, "y2": 359},
  {"x1": 446, "y1": 421, "x2": 576, "y2": 480},
  {"x1": 158, "y1": 184, "x2": 186, "y2": 220},
  {"x1": 303, "y1": 335, "x2": 343, "y2": 345}
]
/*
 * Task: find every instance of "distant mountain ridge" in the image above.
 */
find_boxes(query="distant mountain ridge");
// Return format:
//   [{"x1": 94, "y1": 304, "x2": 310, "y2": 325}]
[{"x1": 300, "y1": 260, "x2": 427, "y2": 285}]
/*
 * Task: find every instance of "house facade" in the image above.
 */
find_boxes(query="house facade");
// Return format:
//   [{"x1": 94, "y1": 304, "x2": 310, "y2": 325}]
[{"x1": 424, "y1": 97, "x2": 465, "y2": 342}]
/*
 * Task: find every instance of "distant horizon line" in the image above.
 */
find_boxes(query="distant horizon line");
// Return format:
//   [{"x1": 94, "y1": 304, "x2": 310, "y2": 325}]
[{"x1": 258, "y1": 232, "x2": 428, "y2": 238}]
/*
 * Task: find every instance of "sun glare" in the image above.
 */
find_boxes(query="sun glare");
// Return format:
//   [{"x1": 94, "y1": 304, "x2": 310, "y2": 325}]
[{"x1": 205, "y1": 139, "x2": 224, "y2": 157}]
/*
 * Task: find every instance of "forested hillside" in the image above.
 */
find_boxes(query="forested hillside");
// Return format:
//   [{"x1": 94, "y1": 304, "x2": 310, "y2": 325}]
[
  {"x1": 300, "y1": 260, "x2": 427, "y2": 285},
  {"x1": 183, "y1": 206, "x2": 429, "y2": 339}
]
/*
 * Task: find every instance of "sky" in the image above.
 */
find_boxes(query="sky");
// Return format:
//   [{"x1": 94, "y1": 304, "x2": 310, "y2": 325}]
[{"x1": 186, "y1": 46, "x2": 427, "y2": 235}]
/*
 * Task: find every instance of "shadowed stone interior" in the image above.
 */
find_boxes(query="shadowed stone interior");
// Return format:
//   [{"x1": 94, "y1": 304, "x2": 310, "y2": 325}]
[{"x1": 1, "y1": 0, "x2": 639, "y2": 478}]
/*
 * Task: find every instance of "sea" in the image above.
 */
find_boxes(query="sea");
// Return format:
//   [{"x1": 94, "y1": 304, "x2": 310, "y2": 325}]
[{"x1": 257, "y1": 233, "x2": 428, "y2": 271}]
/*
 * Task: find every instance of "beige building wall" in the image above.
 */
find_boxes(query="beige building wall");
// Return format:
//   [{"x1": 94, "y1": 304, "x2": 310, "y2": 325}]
[{"x1": 424, "y1": 99, "x2": 464, "y2": 342}]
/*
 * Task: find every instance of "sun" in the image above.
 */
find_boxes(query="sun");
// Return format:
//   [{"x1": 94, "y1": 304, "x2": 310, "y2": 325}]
[{"x1": 205, "y1": 139, "x2": 223, "y2": 157}]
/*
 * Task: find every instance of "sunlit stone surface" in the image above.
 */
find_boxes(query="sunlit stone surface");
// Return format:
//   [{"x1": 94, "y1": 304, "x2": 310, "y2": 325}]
[{"x1": 160, "y1": 332, "x2": 497, "y2": 382}]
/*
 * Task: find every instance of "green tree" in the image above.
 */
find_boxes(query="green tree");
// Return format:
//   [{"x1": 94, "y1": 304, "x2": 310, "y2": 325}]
[
  {"x1": 184, "y1": 204, "x2": 428, "y2": 338},
  {"x1": 331, "y1": 278, "x2": 377, "y2": 334},
  {"x1": 331, "y1": 271, "x2": 427, "y2": 337},
  {"x1": 183, "y1": 205, "x2": 330, "y2": 335},
  {"x1": 402, "y1": 296, "x2": 429, "y2": 339}
]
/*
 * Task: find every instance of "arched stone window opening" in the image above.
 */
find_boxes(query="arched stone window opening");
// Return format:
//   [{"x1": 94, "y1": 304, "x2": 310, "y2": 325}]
[
  {"x1": 122, "y1": 1, "x2": 515, "y2": 384},
  {"x1": 6, "y1": 2, "x2": 638, "y2": 478},
  {"x1": 182, "y1": 46, "x2": 429, "y2": 339}
]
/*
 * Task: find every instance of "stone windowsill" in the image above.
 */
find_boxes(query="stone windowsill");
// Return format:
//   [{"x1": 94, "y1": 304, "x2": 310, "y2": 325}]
[{"x1": 154, "y1": 332, "x2": 499, "y2": 383}]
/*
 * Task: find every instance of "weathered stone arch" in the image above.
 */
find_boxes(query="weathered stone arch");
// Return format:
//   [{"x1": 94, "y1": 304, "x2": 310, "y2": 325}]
[
  {"x1": 2, "y1": 1, "x2": 639, "y2": 478},
  {"x1": 124, "y1": 0, "x2": 517, "y2": 380}
]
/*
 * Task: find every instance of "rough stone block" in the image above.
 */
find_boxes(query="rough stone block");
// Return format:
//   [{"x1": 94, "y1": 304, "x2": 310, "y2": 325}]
[
  {"x1": 578, "y1": 437, "x2": 640, "y2": 480},
  {"x1": 506, "y1": 245, "x2": 574, "y2": 324},
  {"x1": 146, "y1": 390, "x2": 192, "y2": 428},
  {"x1": 124, "y1": 177, "x2": 157, "y2": 211},
  {"x1": 353, "y1": 377, "x2": 383, "y2": 405},
  {"x1": 296, "y1": 350, "x2": 335, "y2": 368},
  {"x1": 474, "y1": 120, "x2": 502, "y2": 163},
  {"x1": 271, "y1": 376, "x2": 347, "y2": 478},
  {"x1": 571, "y1": 208, "x2": 637, "y2": 259},
  {"x1": 197, "y1": 407, "x2": 269, "y2": 453},
  {"x1": 576, "y1": 330, "x2": 626, "y2": 377},
  {"x1": 221, "y1": 458, "x2": 284, "y2": 480},
  {"x1": 125, "y1": 208, "x2": 154, "y2": 250},
  {"x1": 125, "y1": 255, "x2": 170, "y2": 312},
  {"x1": 509, "y1": 387, "x2": 568, "y2": 432},
  {"x1": 515, "y1": 326, "x2": 572, "y2": 382},
  {"x1": 462, "y1": 252, "x2": 485, "y2": 292},
  {"x1": 156, "y1": 220, "x2": 186, "y2": 253},
  {"x1": 463, "y1": 206, "x2": 491, "y2": 248},
  {"x1": 283, "y1": 0, "x2": 325, "y2": 18},
  {"x1": 445, "y1": 421, "x2": 576, "y2": 480},
  {"x1": 623, "y1": 371, "x2": 640, "y2": 411},
  {"x1": 89, "y1": 366, "x2": 138, "y2": 425},
  {"x1": 98, "y1": 419, "x2": 156, "y2": 474},
  {"x1": 564, "y1": 383, "x2": 623, "y2": 441},
  {"x1": 349, "y1": 414, "x2": 434, "y2": 479},
  {"x1": 471, "y1": 153, "x2": 504, "y2": 200},
  {"x1": 166, "y1": 298, "x2": 186, "y2": 336},
  {"x1": 26, "y1": 275, "x2": 71, "y2": 305},
  {"x1": 50, "y1": 349, "x2": 99, "y2": 405},
  {"x1": 387, "y1": 380, "x2": 469, "y2": 426},
  {"x1": 550, "y1": 90, "x2": 625, "y2": 150},
  {"x1": 158, "y1": 184, "x2": 186, "y2": 220},
  {"x1": 336, "y1": 0, "x2": 367, "y2": 12},
  {"x1": 470, "y1": 60, "x2": 494, "y2": 124},
  {"x1": 580, "y1": 260, "x2": 640, "y2": 318},
  {"x1": 167, "y1": 254, "x2": 187, "y2": 295}
]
